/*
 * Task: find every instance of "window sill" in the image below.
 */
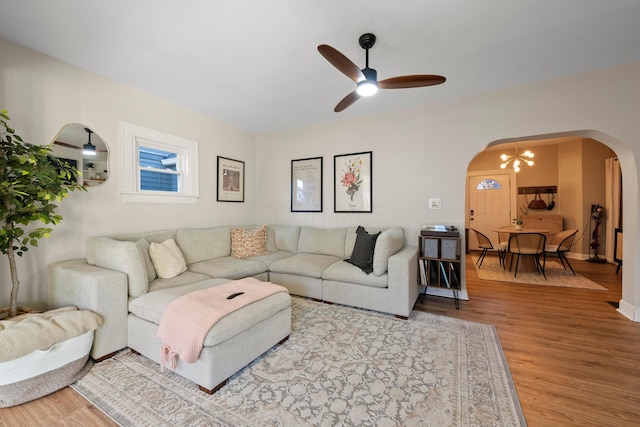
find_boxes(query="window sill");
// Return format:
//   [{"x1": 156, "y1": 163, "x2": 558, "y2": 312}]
[{"x1": 121, "y1": 192, "x2": 199, "y2": 204}]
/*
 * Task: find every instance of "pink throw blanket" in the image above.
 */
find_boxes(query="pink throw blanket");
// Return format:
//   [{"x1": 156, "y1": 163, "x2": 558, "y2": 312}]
[{"x1": 156, "y1": 277, "x2": 288, "y2": 370}]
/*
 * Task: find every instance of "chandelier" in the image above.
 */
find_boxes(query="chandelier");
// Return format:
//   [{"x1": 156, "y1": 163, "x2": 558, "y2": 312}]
[{"x1": 499, "y1": 143, "x2": 534, "y2": 172}]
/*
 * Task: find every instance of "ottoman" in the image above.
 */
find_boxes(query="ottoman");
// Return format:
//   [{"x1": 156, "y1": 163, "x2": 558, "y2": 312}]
[{"x1": 127, "y1": 280, "x2": 292, "y2": 394}]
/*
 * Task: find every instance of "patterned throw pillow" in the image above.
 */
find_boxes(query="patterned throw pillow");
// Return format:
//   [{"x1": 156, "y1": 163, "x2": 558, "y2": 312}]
[{"x1": 231, "y1": 225, "x2": 268, "y2": 259}]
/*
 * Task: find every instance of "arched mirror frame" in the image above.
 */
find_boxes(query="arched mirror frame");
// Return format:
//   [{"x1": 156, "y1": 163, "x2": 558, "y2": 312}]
[{"x1": 50, "y1": 123, "x2": 109, "y2": 187}]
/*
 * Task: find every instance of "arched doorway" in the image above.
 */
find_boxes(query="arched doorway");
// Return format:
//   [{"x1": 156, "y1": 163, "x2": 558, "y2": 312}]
[{"x1": 465, "y1": 130, "x2": 637, "y2": 321}]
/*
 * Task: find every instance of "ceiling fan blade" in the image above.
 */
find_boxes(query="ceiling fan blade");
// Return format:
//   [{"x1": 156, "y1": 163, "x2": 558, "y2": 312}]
[
  {"x1": 378, "y1": 75, "x2": 446, "y2": 89},
  {"x1": 334, "y1": 91, "x2": 361, "y2": 112},
  {"x1": 318, "y1": 44, "x2": 364, "y2": 83}
]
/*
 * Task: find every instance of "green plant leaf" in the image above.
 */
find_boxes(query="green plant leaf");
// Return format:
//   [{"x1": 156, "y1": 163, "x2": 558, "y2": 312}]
[{"x1": 1, "y1": 109, "x2": 86, "y2": 315}]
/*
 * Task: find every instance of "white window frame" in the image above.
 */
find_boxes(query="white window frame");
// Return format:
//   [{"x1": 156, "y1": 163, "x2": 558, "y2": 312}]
[{"x1": 121, "y1": 122, "x2": 199, "y2": 204}]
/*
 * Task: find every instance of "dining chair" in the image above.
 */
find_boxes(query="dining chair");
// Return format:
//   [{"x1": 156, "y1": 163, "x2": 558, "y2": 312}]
[
  {"x1": 471, "y1": 228, "x2": 497, "y2": 268},
  {"x1": 496, "y1": 227, "x2": 510, "y2": 269},
  {"x1": 543, "y1": 229, "x2": 579, "y2": 275},
  {"x1": 507, "y1": 232, "x2": 547, "y2": 279}
]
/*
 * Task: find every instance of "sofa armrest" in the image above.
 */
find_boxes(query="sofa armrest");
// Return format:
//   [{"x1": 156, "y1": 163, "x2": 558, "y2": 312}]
[
  {"x1": 47, "y1": 259, "x2": 128, "y2": 360},
  {"x1": 387, "y1": 245, "x2": 419, "y2": 316}
]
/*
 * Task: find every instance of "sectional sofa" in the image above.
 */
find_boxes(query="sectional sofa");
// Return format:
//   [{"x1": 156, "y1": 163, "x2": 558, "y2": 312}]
[{"x1": 48, "y1": 225, "x2": 418, "y2": 366}]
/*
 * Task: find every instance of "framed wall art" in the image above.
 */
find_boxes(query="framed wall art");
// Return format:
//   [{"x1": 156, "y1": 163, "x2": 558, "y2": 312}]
[
  {"x1": 217, "y1": 156, "x2": 244, "y2": 202},
  {"x1": 291, "y1": 156, "x2": 323, "y2": 212},
  {"x1": 334, "y1": 151, "x2": 372, "y2": 213}
]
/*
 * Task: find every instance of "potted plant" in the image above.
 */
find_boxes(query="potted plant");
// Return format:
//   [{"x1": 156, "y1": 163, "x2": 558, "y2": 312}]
[
  {"x1": 0, "y1": 109, "x2": 86, "y2": 318},
  {"x1": 512, "y1": 217, "x2": 524, "y2": 230}
]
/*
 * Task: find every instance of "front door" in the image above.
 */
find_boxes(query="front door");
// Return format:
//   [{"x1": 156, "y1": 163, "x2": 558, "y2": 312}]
[{"x1": 468, "y1": 173, "x2": 512, "y2": 250}]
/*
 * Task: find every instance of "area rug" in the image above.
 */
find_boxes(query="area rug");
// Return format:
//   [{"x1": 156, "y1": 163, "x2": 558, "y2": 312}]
[
  {"x1": 72, "y1": 297, "x2": 526, "y2": 426},
  {"x1": 472, "y1": 256, "x2": 606, "y2": 290}
]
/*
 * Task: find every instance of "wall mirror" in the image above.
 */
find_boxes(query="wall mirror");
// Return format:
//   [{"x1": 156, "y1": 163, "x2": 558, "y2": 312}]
[{"x1": 50, "y1": 123, "x2": 109, "y2": 187}]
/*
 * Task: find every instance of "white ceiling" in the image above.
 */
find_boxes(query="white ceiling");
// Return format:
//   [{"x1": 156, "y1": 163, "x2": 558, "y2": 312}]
[{"x1": 1, "y1": 0, "x2": 639, "y2": 134}]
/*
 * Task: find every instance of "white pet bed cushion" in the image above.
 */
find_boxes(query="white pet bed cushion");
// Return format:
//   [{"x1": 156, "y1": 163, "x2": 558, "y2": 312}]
[
  {"x1": 0, "y1": 331, "x2": 95, "y2": 407},
  {"x1": 0, "y1": 307, "x2": 102, "y2": 407}
]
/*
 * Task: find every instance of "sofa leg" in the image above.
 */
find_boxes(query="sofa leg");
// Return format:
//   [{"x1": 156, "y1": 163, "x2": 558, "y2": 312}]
[
  {"x1": 199, "y1": 379, "x2": 227, "y2": 395},
  {"x1": 277, "y1": 335, "x2": 290, "y2": 345},
  {"x1": 395, "y1": 315, "x2": 408, "y2": 320},
  {"x1": 93, "y1": 351, "x2": 117, "y2": 362}
]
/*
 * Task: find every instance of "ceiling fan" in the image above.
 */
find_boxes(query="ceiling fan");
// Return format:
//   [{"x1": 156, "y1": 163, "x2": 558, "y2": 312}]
[{"x1": 318, "y1": 33, "x2": 446, "y2": 112}]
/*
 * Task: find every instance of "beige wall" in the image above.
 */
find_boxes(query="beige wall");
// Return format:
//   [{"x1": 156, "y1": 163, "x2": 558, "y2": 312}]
[
  {"x1": 256, "y1": 63, "x2": 640, "y2": 320},
  {"x1": 0, "y1": 38, "x2": 257, "y2": 309},
  {"x1": 2, "y1": 37, "x2": 640, "y2": 320}
]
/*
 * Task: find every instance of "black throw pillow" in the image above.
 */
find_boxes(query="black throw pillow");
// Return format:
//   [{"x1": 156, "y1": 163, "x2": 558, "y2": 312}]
[{"x1": 346, "y1": 226, "x2": 380, "y2": 274}]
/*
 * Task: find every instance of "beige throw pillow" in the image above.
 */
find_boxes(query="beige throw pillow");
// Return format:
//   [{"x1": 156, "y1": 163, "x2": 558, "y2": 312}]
[
  {"x1": 231, "y1": 225, "x2": 268, "y2": 259},
  {"x1": 149, "y1": 239, "x2": 187, "y2": 279}
]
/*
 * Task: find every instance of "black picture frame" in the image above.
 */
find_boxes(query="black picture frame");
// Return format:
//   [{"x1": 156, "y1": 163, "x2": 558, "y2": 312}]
[
  {"x1": 291, "y1": 156, "x2": 323, "y2": 212},
  {"x1": 216, "y1": 156, "x2": 244, "y2": 202},
  {"x1": 334, "y1": 151, "x2": 372, "y2": 213}
]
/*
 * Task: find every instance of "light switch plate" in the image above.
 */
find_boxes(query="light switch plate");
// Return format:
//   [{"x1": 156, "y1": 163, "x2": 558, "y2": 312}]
[{"x1": 429, "y1": 198, "x2": 441, "y2": 209}]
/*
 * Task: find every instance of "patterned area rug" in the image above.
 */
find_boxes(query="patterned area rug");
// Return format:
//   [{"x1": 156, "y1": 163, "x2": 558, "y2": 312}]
[
  {"x1": 72, "y1": 297, "x2": 526, "y2": 426},
  {"x1": 473, "y1": 256, "x2": 606, "y2": 290}
]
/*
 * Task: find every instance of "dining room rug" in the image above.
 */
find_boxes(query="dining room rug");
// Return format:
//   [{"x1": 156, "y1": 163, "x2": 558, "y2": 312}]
[
  {"x1": 472, "y1": 256, "x2": 606, "y2": 290},
  {"x1": 71, "y1": 297, "x2": 526, "y2": 426}
]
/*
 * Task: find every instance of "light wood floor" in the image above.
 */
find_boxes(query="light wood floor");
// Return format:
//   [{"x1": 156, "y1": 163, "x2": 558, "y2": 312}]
[
  {"x1": 2, "y1": 254, "x2": 639, "y2": 426},
  {"x1": 415, "y1": 254, "x2": 640, "y2": 427}
]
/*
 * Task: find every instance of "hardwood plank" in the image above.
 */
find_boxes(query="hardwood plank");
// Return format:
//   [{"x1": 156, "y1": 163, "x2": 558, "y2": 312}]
[
  {"x1": 2, "y1": 253, "x2": 638, "y2": 427},
  {"x1": 0, "y1": 386, "x2": 116, "y2": 426},
  {"x1": 417, "y1": 253, "x2": 640, "y2": 427}
]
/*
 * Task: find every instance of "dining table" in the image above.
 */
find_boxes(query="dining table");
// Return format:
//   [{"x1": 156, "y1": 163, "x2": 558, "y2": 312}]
[{"x1": 492, "y1": 226, "x2": 550, "y2": 273}]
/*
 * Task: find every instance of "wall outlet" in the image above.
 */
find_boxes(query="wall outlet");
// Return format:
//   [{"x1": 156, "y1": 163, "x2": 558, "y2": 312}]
[{"x1": 429, "y1": 198, "x2": 441, "y2": 209}]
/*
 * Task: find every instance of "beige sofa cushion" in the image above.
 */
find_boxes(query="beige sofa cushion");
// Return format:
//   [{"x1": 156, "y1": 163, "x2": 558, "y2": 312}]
[
  {"x1": 87, "y1": 237, "x2": 149, "y2": 297},
  {"x1": 149, "y1": 271, "x2": 212, "y2": 292},
  {"x1": 188, "y1": 257, "x2": 268, "y2": 280},
  {"x1": 128, "y1": 279, "x2": 290, "y2": 347},
  {"x1": 175, "y1": 227, "x2": 231, "y2": 264},
  {"x1": 298, "y1": 226, "x2": 346, "y2": 257},
  {"x1": 136, "y1": 238, "x2": 157, "y2": 281},
  {"x1": 270, "y1": 253, "x2": 341, "y2": 279},
  {"x1": 372, "y1": 227, "x2": 405, "y2": 276},
  {"x1": 322, "y1": 260, "x2": 388, "y2": 288},
  {"x1": 270, "y1": 225, "x2": 301, "y2": 253}
]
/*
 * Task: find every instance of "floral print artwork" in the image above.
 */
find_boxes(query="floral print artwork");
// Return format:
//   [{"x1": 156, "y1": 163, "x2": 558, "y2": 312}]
[
  {"x1": 340, "y1": 157, "x2": 363, "y2": 201},
  {"x1": 334, "y1": 151, "x2": 372, "y2": 213}
]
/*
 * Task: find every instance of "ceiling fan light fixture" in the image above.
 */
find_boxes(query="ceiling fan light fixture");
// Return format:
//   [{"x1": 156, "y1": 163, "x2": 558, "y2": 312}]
[
  {"x1": 83, "y1": 127, "x2": 97, "y2": 156},
  {"x1": 318, "y1": 33, "x2": 446, "y2": 111},
  {"x1": 83, "y1": 142, "x2": 97, "y2": 155},
  {"x1": 357, "y1": 80, "x2": 378, "y2": 97}
]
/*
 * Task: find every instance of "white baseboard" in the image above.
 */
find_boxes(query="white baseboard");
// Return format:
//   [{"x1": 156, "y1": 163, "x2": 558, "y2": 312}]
[{"x1": 617, "y1": 299, "x2": 640, "y2": 322}]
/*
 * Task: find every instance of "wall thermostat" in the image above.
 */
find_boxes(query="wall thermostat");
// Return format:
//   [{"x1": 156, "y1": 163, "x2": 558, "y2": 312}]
[{"x1": 429, "y1": 198, "x2": 441, "y2": 209}]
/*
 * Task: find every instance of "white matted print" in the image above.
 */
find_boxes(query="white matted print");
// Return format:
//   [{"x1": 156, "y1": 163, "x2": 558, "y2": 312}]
[
  {"x1": 334, "y1": 151, "x2": 372, "y2": 213},
  {"x1": 291, "y1": 157, "x2": 323, "y2": 212}
]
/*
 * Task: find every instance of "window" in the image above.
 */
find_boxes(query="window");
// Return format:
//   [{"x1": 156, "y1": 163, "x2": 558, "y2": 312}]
[
  {"x1": 121, "y1": 122, "x2": 199, "y2": 203},
  {"x1": 139, "y1": 147, "x2": 178, "y2": 192},
  {"x1": 476, "y1": 179, "x2": 502, "y2": 190}
]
